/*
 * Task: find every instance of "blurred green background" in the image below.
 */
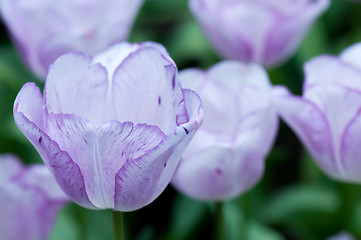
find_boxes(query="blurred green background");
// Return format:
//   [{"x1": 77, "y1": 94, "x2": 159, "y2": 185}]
[{"x1": 1, "y1": 0, "x2": 361, "y2": 239}]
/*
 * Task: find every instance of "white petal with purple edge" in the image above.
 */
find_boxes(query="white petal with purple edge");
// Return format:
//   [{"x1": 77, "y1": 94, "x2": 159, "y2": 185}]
[
  {"x1": 304, "y1": 56, "x2": 361, "y2": 92},
  {"x1": 273, "y1": 92, "x2": 339, "y2": 178},
  {"x1": 14, "y1": 111, "x2": 95, "y2": 209},
  {"x1": 115, "y1": 89, "x2": 203, "y2": 211},
  {"x1": 341, "y1": 109, "x2": 361, "y2": 182}
]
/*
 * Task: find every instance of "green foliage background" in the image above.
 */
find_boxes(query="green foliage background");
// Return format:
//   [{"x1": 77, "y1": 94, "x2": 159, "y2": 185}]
[{"x1": 1, "y1": 0, "x2": 361, "y2": 239}]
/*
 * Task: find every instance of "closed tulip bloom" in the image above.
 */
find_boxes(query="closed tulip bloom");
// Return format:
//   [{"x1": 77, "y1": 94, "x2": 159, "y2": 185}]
[
  {"x1": 13, "y1": 42, "x2": 203, "y2": 211},
  {"x1": 172, "y1": 61, "x2": 278, "y2": 201},
  {"x1": 190, "y1": 0, "x2": 329, "y2": 67},
  {"x1": 0, "y1": 0, "x2": 144, "y2": 77},
  {"x1": 0, "y1": 154, "x2": 68, "y2": 240},
  {"x1": 272, "y1": 43, "x2": 361, "y2": 183}
]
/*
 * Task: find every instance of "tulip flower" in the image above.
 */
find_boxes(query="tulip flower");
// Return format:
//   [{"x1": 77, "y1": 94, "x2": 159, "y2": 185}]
[
  {"x1": 172, "y1": 61, "x2": 278, "y2": 201},
  {"x1": 13, "y1": 42, "x2": 203, "y2": 211},
  {"x1": 327, "y1": 232, "x2": 356, "y2": 240},
  {"x1": 190, "y1": 0, "x2": 329, "y2": 67},
  {"x1": 0, "y1": 0, "x2": 144, "y2": 77},
  {"x1": 0, "y1": 154, "x2": 68, "y2": 240},
  {"x1": 272, "y1": 43, "x2": 361, "y2": 183}
]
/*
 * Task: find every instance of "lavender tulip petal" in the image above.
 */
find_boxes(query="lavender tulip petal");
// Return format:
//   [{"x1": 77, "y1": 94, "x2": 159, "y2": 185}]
[
  {"x1": 263, "y1": 0, "x2": 329, "y2": 65},
  {"x1": 272, "y1": 91, "x2": 339, "y2": 179},
  {"x1": 0, "y1": 182, "x2": 58, "y2": 240},
  {"x1": 93, "y1": 42, "x2": 174, "y2": 72},
  {"x1": 18, "y1": 165, "x2": 69, "y2": 201},
  {"x1": 13, "y1": 82, "x2": 44, "y2": 129},
  {"x1": 111, "y1": 47, "x2": 181, "y2": 134},
  {"x1": 340, "y1": 42, "x2": 361, "y2": 69},
  {"x1": 306, "y1": 87, "x2": 361, "y2": 165},
  {"x1": 0, "y1": 154, "x2": 23, "y2": 184},
  {"x1": 237, "y1": 104, "x2": 279, "y2": 154},
  {"x1": 196, "y1": 75, "x2": 239, "y2": 133},
  {"x1": 304, "y1": 56, "x2": 361, "y2": 92},
  {"x1": 178, "y1": 69, "x2": 205, "y2": 90},
  {"x1": 0, "y1": 155, "x2": 68, "y2": 240},
  {"x1": 207, "y1": 60, "x2": 271, "y2": 90},
  {"x1": 45, "y1": 52, "x2": 109, "y2": 127},
  {"x1": 173, "y1": 127, "x2": 265, "y2": 200},
  {"x1": 173, "y1": 147, "x2": 237, "y2": 201},
  {"x1": 13, "y1": 83, "x2": 94, "y2": 208},
  {"x1": 115, "y1": 89, "x2": 203, "y2": 211},
  {"x1": 114, "y1": 130, "x2": 185, "y2": 211},
  {"x1": 341, "y1": 109, "x2": 361, "y2": 182},
  {"x1": 47, "y1": 113, "x2": 150, "y2": 209},
  {"x1": 232, "y1": 128, "x2": 266, "y2": 194},
  {"x1": 14, "y1": 112, "x2": 95, "y2": 209}
]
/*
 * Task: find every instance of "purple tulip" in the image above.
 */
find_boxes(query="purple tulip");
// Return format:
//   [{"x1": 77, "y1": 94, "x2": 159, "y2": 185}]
[
  {"x1": 0, "y1": 154, "x2": 68, "y2": 240},
  {"x1": 171, "y1": 61, "x2": 278, "y2": 201},
  {"x1": 0, "y1": 0, "x2": 144, "y2": 78},
  {"x1": 272, "y1": 43, "x2": 361, "y2": 183},
  {"x1": 327, "y1": 232, "x2": 356, "y2": 240},
  {"x1": 190, "y1": 0, "x2": 329, "y2": 67},
  {"x1": 13, "y1": 42, "x2": 203, "y2": 211}
]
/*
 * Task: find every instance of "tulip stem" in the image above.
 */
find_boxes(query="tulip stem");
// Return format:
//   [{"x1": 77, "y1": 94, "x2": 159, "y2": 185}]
[
  {"x1": 216, "y1": 202, "x2": 225, "y2": 240},
  {"x1": 113, "y1": 211, "x2": 125, "y2": 240}
]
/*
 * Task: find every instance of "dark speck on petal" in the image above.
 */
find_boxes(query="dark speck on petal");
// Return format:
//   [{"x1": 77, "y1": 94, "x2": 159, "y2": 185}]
[
  {"x1": 38, "y1": 136, "x2": 42, "y2": 143},
  {"x1": 172, "y1": 75, "x2": 175, "y2": 89},
  {"x1": 158, "y1": 96, "x2": 161, "y2": 105},
  {"x1": 164, "y1": 163, "x2": 167, "y2": 168},
  {"x1": 182, "y1": 127, "x2": 189, "y2": 134}
]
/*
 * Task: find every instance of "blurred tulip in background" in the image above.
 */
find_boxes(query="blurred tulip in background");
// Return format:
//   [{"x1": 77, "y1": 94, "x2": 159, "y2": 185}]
[
  {"x1": 0, "y1": 154, "x2": 68, "y2": 240},
  {"x1": 172, "y1": 61, "x2": 278, "y2": 201},
  {"x1": 272, "y1": 43, "x2": 361, "y2": 183},
  {"x1": 0, "y1": 0, "x2": 144, "y2": 78},
  {"x1": 190, "y1": 0, "x2": 329, "y2": 67}
]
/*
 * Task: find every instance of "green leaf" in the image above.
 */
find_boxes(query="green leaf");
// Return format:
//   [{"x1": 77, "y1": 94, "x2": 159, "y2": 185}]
[
  {"x1": 168, "y1": 194, "x2": 208, "y2": 240},
  {"x1": 248, "y1": 221, "x2": 284, "y2": 240},
  {"x1": 263, "y1": 184, "x2": 340, "y2": 224}
]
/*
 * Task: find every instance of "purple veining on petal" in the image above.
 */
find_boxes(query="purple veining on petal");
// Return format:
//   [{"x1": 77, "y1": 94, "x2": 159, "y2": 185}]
[
  {"x1": 13, "y1": 42, "x2": 204, "y2": 211},
  {"x1": 340, "y1": 108, "x2": 361, "y2": 183},
  {"x1": 14, "y1": 111, "x2": 96, "y2": 209},
  {"x1": 274, "y1": 93, "x2": 341, "y2": 178},
  {"x1": 114, "y1": 89, "x2": 203, "y2": 211}
]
